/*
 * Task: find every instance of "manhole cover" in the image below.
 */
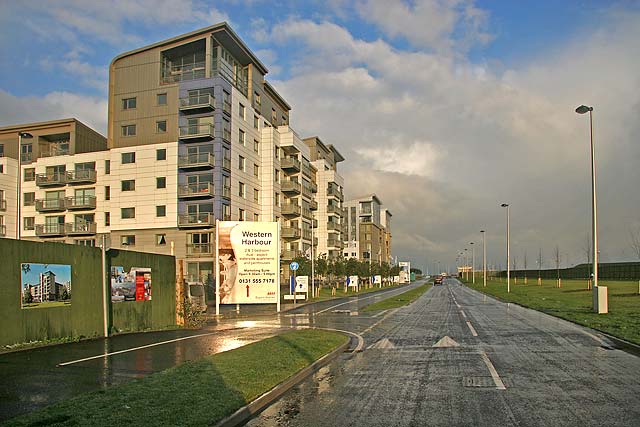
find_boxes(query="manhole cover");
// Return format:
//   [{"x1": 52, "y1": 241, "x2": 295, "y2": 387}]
[{"x1": 462, "y1": 377, "x2": 497, "y2": 388}]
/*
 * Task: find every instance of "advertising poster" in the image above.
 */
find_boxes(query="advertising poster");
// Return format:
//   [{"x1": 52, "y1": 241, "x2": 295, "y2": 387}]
[
  {"x1": 348, "y1": 275, "x2": 359, "y2": 288},
  {"x1": 216, "y1": 221, "x2": 279, "y2": 305},
  {"x1": 21, "y1": 263, "x2": 72, "y2": 309},
  {"x1": 295, "y1": 276, "x2": 309, "y2": 293},
  {"x1": 111, "y1": 266, "x2": 152, "y2": 302}
]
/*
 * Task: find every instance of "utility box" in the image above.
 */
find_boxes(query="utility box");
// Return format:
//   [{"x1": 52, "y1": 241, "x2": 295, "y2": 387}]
[{"x1": 593, "y1": 286, "x2": 608, "y2": 314}]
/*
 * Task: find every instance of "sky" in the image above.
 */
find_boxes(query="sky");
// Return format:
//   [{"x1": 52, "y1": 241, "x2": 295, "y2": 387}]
[{"x1": 2, "y1": 0, "x2": 640, "y2": 273}]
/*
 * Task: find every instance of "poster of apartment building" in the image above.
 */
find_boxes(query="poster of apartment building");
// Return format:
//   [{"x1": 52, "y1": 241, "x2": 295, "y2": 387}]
[
  {"x1": 110, "y1": 267, "x2": 152, "y2": 302},
  {"x1": 21, "y1": 263, "x2": 72, "y2": 309}
]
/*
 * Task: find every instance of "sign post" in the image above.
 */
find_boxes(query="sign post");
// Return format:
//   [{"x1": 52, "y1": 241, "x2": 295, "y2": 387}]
[{"x1": 290, "y1": 261, "x2": 299, "y2": 304}]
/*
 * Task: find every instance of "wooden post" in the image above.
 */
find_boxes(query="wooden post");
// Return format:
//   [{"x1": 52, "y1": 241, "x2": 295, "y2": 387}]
[{"x1": 176, "y1": 260, "x2": 185, "y2": 326}]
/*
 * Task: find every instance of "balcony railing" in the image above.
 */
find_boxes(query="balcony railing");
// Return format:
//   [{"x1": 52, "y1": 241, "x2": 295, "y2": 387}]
[
  {"x1": 0, "y1": 199, "x2": 6, "y2": 211},
  {"x1": 282, "y1": 227, "x2": 301, "y2": 239},
  {"x1": 35, "y1": 198, "x2": 66, "y2": 212},
  {"x1": 178, "y1": 182, "x2": 214, "y2": 198},
  {"x1": 281, "y1": 180, "x2": 301, "y2": 194},
  {"x1": 302, "y1": 208, "x2": 312, "y2": 219},
  {"x1": 327, "y1": 204, "x2": 341, "y2": 215},
  {"x1": 67, "y1": 169, "x2": 97, "y2": 184},
  {"x1": 40, "y1": 145, "x2": 70, "y2": 158},
  {"x1": 302, "y1": 230, "x2": 312, "y2": 240},
  {"x1": 179, "y1": 123, "x2": 214, "y2": 140},
  {"x1": 35, "y1": 223, "x2": 66, "y2": 237},
  {"x1": 161, "y1": 61, "x2": 206, "y2": 84},
  {"x1": 20, "y1": 153, "x2": 33, "y2": 163},
  {"x1": 327, "y1": 222, "x2": 341, "y2": 232},
  {"x1": 301, "y1": 163, "x2": 313, "y2": 178},
  {"x1": 281, "y1": 249, "x2": 301, "y2": 260},
  {"x1": 186, "y1": 243, "x2": 214, "y2": 257},
  {"x1": 179, "y1": 94, "x2": 215, "y2": 111},
  {"x1": 310, "y1": 200, "x2": 318, "y2": 210},
  {"x1": 178, "y1": 213, "x2": 215, "y2": 228},
  {"x1": 327, "y1": 238, "x2": 342, "y2": 248},
  {"x1": 280, "y1": 157, "x2": 300, "y2": 172},
  {"x1": 311, "y1": 182, "x2": 318, "y2": 193},
  {"x1": 281, "y1": 203, "x2": 301, "y2": 216},
  {"x1": 178, "y1": 153, "x2": 214, "y2": 169},
  {"x1": 66, "y1": 196, "x2": 96, "y2": 210},
  {"x1": 66, "y1": 222, "x2": 97, "y2": 235},
  {"x1": 36, "y1": 173, "x2": 67, "y2": 187}
]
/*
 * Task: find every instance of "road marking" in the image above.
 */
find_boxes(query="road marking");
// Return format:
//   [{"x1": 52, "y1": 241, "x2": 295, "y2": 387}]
[
  {"x1": 372, "y1": 309, "x2": 388, "y2": 318},
  {"x1": 480, "y1": 351, "x2": 506, "y2": 390},
  {"x1": 58, "y1": 332, "x2": 220, "y2": 367},
  {"x1": 466, "y1": 321, "x2": 478, "y2": 336},
  {"x1": 315, "y1": 288, "x2": 411, "y2": 315},
  {"x1": 315, "y1": 327, "x2": 364, "y2": 353},
  {"x1": 460, "y1": 310, "x2": 467, "y2": 319},
  {"x1": 433, "y1": 336, "x2": 460, "y2": 347},
  {"x1": 370, "y1": 338, "x2": 396, "y2": 349},
  {"x1": 361, "y1": 309, "x2": 397, "y2": 335}
]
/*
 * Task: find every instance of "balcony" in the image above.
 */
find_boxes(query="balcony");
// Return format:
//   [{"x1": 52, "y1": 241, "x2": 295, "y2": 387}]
[
  {"x1": 66, "y1": 196, "x2": 96, "y2": 210},
  {"x1": 0, "y1": 198, "x2": 6, "y2": 211},
  {"x1": 20, "y1": 153, "x2": 33, "y2": 164},
  {"x1": 327, "y1": 238, "x2": 342, "y2": 248},
  {"x1": 35, "y1": 223, "x2": 66, "y2": 237},
  {"x1": 36, "y1": 173, "x2": 67, "y2": 187},
  {"x1": 311, "y1": 182, "x2": 318, "y2": 193},
  {"x1": 302, "y1": 208, "x2": 312, "y2": 219},
  {"x1": 281, "y1": 180, "x2": 301, "y2": 194},
  {"x1": 67, "y1": 169, "x2": 97, "y2": 184},
  {"x1": 179, "y1": 94, "x2": 215, "y2": 112},
  {"x1": 327, "y1": 204, "x2": 341, "y2": 215},
  {"x1": 281, "y1": 203, "x2": 301, "y2": 217},
  {"x1": 327, "y1": 222, "x2": 340, "y2": 232},
  {"x1": 313, "y1": 219, "x2": 318, "y2": 228},
  {"x1": 178, "y1": 182, "x2": 214, "y2": 199},
  {"x1": 66, "y1": 222, "x2": 97, "y2": 235},
  {"x1": 178, "y1": 213, "x2": 215, "y2": 228},
  {"x1": 280, "y1": 157, "x2": 300, "y2": 172},
  {"x1": 161, "y1": 60, "x2": 206, "y2": 84},
  {"x1": 186, "y1": 243, "x2": 214, "y2": 257},
  {"x1": 178, "y1": 153, "x2": 215, "y2": 169},
  {"x1": 301, "y1": 163, "x2": 313, "y2": 179},
  {"x1": 282, "y1": 227, "x2": 301, "y2": 240},
  {"x1": 281, "y1": 249, "x2": 302, "y2": 260},
  {"x1": 0, "y1": 224, "x2": 5, "y2": 237},
  {"x1": 310, "y1": 200, "x2": 318, "y2": 210},
  {"x1": 179, "y1": 123, "x2": 214, "y2": 141},
  {"x1": 302, "y1": 229, "x2": 312, "y2": 240},
  {"x1": 35, "y1": 198, "x2": 66, "y2": 213}
]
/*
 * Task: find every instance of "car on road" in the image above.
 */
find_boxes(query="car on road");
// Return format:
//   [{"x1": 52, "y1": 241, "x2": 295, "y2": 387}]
[{"x1": 434, "y1": 275, "x2": 443, "y2": 285}]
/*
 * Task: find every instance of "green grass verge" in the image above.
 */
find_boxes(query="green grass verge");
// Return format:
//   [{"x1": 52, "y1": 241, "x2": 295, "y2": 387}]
[
  {"x1": 361, "y1": 283, "x2": 431, "y2": 312},
  {"x1": 463, "y1": 277, "x2": 640, "y2": 345},
  {"x1": 284, "y1": 281, "x2": 411, "y2": 304},
  {"x1": 4, "y1": 329, "x2": 348, "y2": 427}
]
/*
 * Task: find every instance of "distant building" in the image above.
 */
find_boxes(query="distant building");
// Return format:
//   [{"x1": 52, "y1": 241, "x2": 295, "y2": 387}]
[{"x1": 343, "y1": 194, "x2": 392, "y2": 263}]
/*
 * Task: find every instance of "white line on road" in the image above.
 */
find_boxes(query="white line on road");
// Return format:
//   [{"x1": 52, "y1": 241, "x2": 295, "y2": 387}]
[
  {"x1": 58, "y1": 332, "x2": 220, "y2": 367},
  {"x1": 460, "y1": 310, "x2": 467, "y2": 319},
  {"x1": 361, "y1": 309, "x2": 398, "y2": 335},
  {"x1": 372, "y1": 309, "x2": 389, "y2": 318},
  {"x1": 466, "y1": 321, "x2": 478, "y2": 337},
  {"x1": 480, "y1": 351, "x2": 506, "y2": 390},
  {"x1": 315, "y1": 288, "x2": 411, "y2": 315}
]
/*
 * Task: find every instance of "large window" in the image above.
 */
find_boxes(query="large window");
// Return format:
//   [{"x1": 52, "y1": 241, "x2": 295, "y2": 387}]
[
  {"x1": 121, "y1": 180, "x2": 135, "y2": 191},
  {"x1": 122, "y1": 152, "x2": 136, "y2": 164},
  {"x1": 157, "y1": 93, "x2": 167, "y2": 105},
  {"x1": 121, "y1": 207, "x2": 135, "y2": 219},
  {"x1": 156, "y1": 149, "x2": 166, "y2": 161},
  {"x1": 122, "y1": 97, "x2": 136, "y2": 109},
  {"x1": 121, "y1": 235, "x2": 136, "y2": 246},
  {"x1": 121, "y1": 124, "x2": 136, "y2": 137},
  {"x1": 23, "y1": 192, "x2": 35, "y2": 206}
]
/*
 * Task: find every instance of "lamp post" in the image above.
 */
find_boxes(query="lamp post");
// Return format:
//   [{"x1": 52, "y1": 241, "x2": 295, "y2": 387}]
[
  {"x1": 480, "y1": 230, "x2": 486, "y2": 287},
  {"x1": 501, "y1": 203, "x2": 510, "y2": 293},
  {"x1": 576, "y1": 104, "x2": 605, "y2": 313},
  {"x1": 17, "y1": 132, "x2": 33, "y2": 240},
  {"x1": 470, "y1": 242, "x2": 475, "y2": 284},
  {"x1": 464, "y1": 248, "x2": 468, "y2": 281}
]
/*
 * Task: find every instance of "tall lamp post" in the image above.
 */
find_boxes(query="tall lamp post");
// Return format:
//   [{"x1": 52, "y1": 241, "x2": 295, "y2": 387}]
[
  {"x1": 501, "y1": 203, "x2": 510, "y2": 293},
  {"x1": 470, "y1": 242, "x2": 475, "y2": 284},
  {"x1": 17, "y1": 132, "x2": 33, "y2": 240},
  {"x1": 464, "y1": 248, "x2": 468, "y2": 281},
  {"x1": 480, "y1": 230, "x2": 486, "y2": 287},
  {"x1": 576, "y1": 105, "x2": 606, "y2": 313}
]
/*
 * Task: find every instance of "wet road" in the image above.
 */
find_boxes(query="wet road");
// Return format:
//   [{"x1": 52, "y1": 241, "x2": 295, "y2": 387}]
[
  {"x1": 248, "y1": 279, "x2": 640, "y2": 426},
  {"x1": 0, "y1": 282, "x2": 422, "y2": 422}
]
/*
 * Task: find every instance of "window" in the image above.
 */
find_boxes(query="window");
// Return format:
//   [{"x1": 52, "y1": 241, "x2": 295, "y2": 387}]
[
  {"x1": 274, "y1": 146, "x2": 280, "y2": 159},
  {"x1": 156, "y1": 177, "x2": 166, "y2": 189},
  {"x1": 105, "y1": 160, "x2": 111, "y2": 174},
  {"x1": 271, "y1": 108, "x2": 277, "y2": 125},
  {"x1": 156, "y1": 234, "x2": 167, "y2": 245},
  {"x1": 0, "y1": 144, "x2": 3, "y2": 157},
  {"x1": 156, "y1": 120, "x2": 167, "y2": 133},
  {"x1": 121, "y1": 180, "x2": 135, "y2": 191},
  {"x1": 0, "y1": 164, "x2": 3, "y2": 173},
  {"x1": 239, "y1": 182, "x2": 245, "y2": 198},
  {"x1": 122, "y1": 152, "x2": 136, "y2": 164},
  {"x1": 254, "y1": 139, "x2": 259, "y2": 153},
  {"x1": 253, "y1": 164, "x2": 259, "y2": 178},
  {"x1": 156, "y1": 205, "x2": 166, "y2": 217},
  {"x1": 254, "y1": 213, "x2": 259, "y2": 221},
  {"x1": 254, "y1": 92, "x2": 261, "y2": 108},
  {"x1": 157, "y1": 93, "x2": 167, "y2": 105},
  {"x1": 274, "y1": 169, "x2": 279, "y2": 183},
  {"x1": 223, "y1": 204, "x2": 231, "y2": 221},
  {"x1": 275, "y1": 192, "x2": 280, "y2": 207},
  {"x1": 121, "y1": 207, "x2": 135, "y2": 219},
  {"x1": 105, "y1": 186, "x2": 110, "y2": 200},
  {"x1": 122, "y1": 97, "x2": 136, "y2": 109},
  {"x1": 238, "y1": 129, "x2": 245, "y2": 146},
  {"x1": 282, "y1": 115, "x2": 288, "y2": 126},
  {"x1": 239, "y1": 103, "x2": 245, "y2": 119},
  {"x1": 253, "y1": 115, "x2": 259, "y2": 129},
  {"x1": 121, "y1": 235, "x2": 136, "y2": 246},
  {"x1": 254, "y1": 188, "x2": 259, "y2": 202},
  {"x1": 121, "y1": 124, "x2": 136, "y2": 137},
  {"x1": 156, "y1": 149, "x2": 166, "y2": 161},
  {"x1": 24, "y1": 217, "x2": 34, "y2": 230},
  {"x1": 23, "y1": 192, "x2": 35, "y2": 206},
  {"x1": 238, "y1": 155, "x2": 245, "y2": 171},
  {"x1": 24, "y1": 168, "x2": 35, "y2": 182},
  {"x1": 239, "y1": 208, "x2": 245, "y2": 221},
  {"x1": 75, "y1": 239, "x2": 96, "y2": 247},
  {"x1": 105, "y1": 212, "x2": 110, "y2": 226}
]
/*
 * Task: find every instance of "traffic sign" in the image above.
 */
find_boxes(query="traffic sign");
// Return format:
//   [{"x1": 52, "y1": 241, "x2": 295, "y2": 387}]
[{"x1": 289, "y1": 261, "x2": 299, "y2": 271}]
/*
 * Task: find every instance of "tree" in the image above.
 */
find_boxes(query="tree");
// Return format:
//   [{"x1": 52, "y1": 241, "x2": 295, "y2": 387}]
[
  {"x1": 22, "y1": 288, "x2": 33, "y2": 305},
  {"x1": 554, "y1": 245, "x2": 562, "y2": 288}
]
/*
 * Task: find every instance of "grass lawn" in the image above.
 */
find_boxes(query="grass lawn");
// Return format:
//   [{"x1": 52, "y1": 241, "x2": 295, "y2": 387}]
[
  {"x1": 463, "y1": 277, "x2": 640, "y2": 345},
  {"x1": 283, "y1": 281, "x2": 413, "y2": 304},
  {"x1": 361, "y1": 283, "x2": 432, "y2": 312},
  {"x1": 5, "y1": 329, "x2": 348, "y2": 427}
]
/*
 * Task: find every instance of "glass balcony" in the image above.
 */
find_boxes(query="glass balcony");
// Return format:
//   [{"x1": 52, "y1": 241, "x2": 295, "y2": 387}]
[
  {"x1": 65, "y1": 196, "x2": 96, "y2": 210},
  {"x1": 186, "y1": 243, "x2": 214, "y2": 257},
  {"x1": 327, "y1": 238, "x2": 342, "y2": 248},
  {"x1": 36, "y1": 173, "x2": 67, "y2": 187},
  {"x1": 327, "y1": 204, "x2": 341, "y2": 215},
  {"x1": 35, "y1": 198, "x2": 66, "y2": 212},
  {"x1": 281, "y1": 249, "x2": 301, "y2": 260},
  {"x1": 281, "y1": 203, "x2": 301, "y2": 217},
  {"x1": 179, "y1": 94, "x2": 215, "y2": 111},
  {"x1": 327, "y1": 222, "x2": 340, "y2": 232},
  {"x1": 178, "y1": 153, "x2": 215, "y2": 169},
  {"x1": 178, "y1": 213, "x2": 214, "y2": 228},
  {"x1": 281, "y1": 180, "x2": 301, "y2": 194},
  {"x1": 161, "y1": 61, "x2": 206, "y2": 84},
  {"x1": 67, "y1": 169, "x2": 97, "y2": 184},
  {"x1": 311, "y1": 182, "x2": 318, "y2": 193},
  {"x1": 36, "y1": 223, "x2": 66, "y2": 237},
  {"x1": 281, "y1": 157, "x2": 301, "y2": 172},
  {"x1": 179, "y1": 123, "x2": 214, "y2": 141},
  {"x1": 178, "y1": 182, "x2": 214, "y2": 199},
  {"x1": 282, "y1": 227, "x2": 301, "y2": 239},
  {"x1": 66, "y1": 222, "x2": 97, "y2": 235}
]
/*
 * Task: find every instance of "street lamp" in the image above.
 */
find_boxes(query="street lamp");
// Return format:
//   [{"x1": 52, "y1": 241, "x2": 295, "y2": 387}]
[
  {"x1": 576, "y1": 104, "x2": 606, "y2": 313},
  {"x1": 501, "y1": 203, "x2": 510, "y2": 293},
  {"x1": 480, "y1": 230, "x2": 486, "y2": 287},
  {"x1": 17, "y1": 132, "x2": 33, "y2": 240},
  {"x1": 464, "y1": 248, "x2": 468, "y2": 281},
  {"x1": 470, "y1": 242, "x2": 475, "y2": 284}
]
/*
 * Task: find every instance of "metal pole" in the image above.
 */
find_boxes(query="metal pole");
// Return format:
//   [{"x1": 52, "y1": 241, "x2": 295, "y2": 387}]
[
  {"x1": 481, "y1": 231, "x2": 487, "y2": 287},
  {"x1": 507, "y1": 206, "x2": 511, "y2": 293},
  {"x1": 471, "y1": 243, "x2": 475, "y2": 284},
  {"x1": 590, "y1": 109, "x2": 598, "y2": 291},
  {"x1": 311, "y1": 223, "x2": 315, "y2": 298},
  {"x1": 101, "y1": 235, "x2": 109, "y2": 337},
  {"x1": 17, "y1": 134, "x2": 22, "y2": 240}
]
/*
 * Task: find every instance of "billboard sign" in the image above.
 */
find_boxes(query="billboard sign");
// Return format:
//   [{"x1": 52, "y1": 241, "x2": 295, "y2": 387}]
[
  {"x1": 110, "y1": 267, "x2": 152, "y2": 302},
  {"x1": 348, "y1": 275, "x2": 359, "y2": 288},
  {"x1": 21, "y1": 263, "x2": 72, "y2": 309},
  {"x1": 295, "y1": 276, "x2": 309, "y2": 293},
  {"x1": 216, "y1": 221, "x2": 280, "y2": 307}
]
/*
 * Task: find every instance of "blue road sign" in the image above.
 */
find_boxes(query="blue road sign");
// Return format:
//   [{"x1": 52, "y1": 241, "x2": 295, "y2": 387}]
[{"x1": 289, "y1": 261, "x2": 299, "y2": 271}]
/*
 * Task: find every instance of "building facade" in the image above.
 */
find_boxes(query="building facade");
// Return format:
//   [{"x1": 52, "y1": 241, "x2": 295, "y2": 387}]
[{"x1": 343, "y1": 194, "x2": 392, "y2": 264}]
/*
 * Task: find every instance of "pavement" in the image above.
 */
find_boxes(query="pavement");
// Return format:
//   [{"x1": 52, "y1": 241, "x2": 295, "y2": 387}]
[
  {"x1": 0, "y1": 282, "x2": 421, "y2": 423},
  {"x1": 247, "y1": 278, "x2": 640, "y2": 427}
]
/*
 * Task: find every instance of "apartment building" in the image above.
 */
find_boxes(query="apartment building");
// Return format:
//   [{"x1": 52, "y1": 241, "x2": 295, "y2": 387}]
[{"x1": 343, "y1": 194, "x2": 392, "y2": 264}]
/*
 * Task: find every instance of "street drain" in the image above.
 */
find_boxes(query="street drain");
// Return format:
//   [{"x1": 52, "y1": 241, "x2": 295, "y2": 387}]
[{"x1": 463, "y1": 377, "x2": 498, "y2": 388}]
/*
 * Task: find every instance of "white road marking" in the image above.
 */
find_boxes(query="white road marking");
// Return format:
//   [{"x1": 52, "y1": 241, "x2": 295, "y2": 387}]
[
  {"x1": 58, "y1": 332, "x2": 220, "y2": 366},
  {"x1": 433, "y1": 336, "x2": 460, "y2": 348},
  {"x1": 480, "y1": 351, "x2": 506, "y2": 390},
  {"x1": 361, "y1": 309, "x2": 397, "y2": 335},
  {"x1": 315, "y1": 288, "x2": 411, "y2": 315},
  {"x1": 466, "y1": 321, "x2": 478, "y2": 337},
  {"x1": 460, "y1": 310, "x2": 467, "y2": 319},
  {"x1": 315, "y1": 327, "x2": 365, "y2": 353},
  {"x1": 372, "y1": 309, "x2": 389, "y2": 318}
]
